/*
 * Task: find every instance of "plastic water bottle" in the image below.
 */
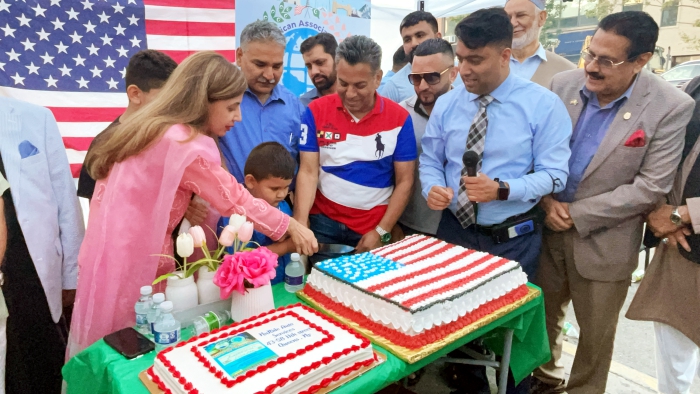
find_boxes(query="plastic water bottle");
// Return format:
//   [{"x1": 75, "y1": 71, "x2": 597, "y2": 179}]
[
  {"x1": 135, "y1": 286, "x2": 153, "y2": 335},
  {"x1": 285, "y1": 253, "x2": 304, "y2": 293},
  {"x1": 192, "y1": 310, "x2": 232, "y2": 335},
  {"x1": 153, "y1": 301, "x2": 181, "y2": 352},
  {"x1": 562, "y1": 321, "x2": 580, "y2": 339},
  {"x1": 147, "y1": 293, "x2": 165, "y2": 336}
]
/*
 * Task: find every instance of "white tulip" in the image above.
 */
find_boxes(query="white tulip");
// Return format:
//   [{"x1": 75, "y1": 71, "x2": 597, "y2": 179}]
[
  {"x1": 229, "y1": 214, "x2": 247, "y2": 231},
  {"x1": 176, "y1": 233, "x2": 194, "y2": 258}
]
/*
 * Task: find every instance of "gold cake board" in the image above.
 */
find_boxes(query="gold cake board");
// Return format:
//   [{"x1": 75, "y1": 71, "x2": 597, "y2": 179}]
[
  {"x1": 298, "y1": 287, "x2": 540, "y2": 364},
  {"x1": 139, "y1": 350, "x2": 386, "y2": 394}
]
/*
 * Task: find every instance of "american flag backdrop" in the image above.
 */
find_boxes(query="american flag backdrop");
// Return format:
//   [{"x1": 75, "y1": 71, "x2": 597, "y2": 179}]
[{"x1": 0, "y1": 0, "x2": 236, "y2": 177}]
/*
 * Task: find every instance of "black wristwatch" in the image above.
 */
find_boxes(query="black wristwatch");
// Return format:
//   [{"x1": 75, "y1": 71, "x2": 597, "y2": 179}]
[{"x1": 495, "y1": 178, "x2": 510, "y2": 201}]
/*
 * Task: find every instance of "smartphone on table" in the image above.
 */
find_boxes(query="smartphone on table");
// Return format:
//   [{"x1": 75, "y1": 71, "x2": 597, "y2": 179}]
[{"x1": 104, "y1": 327, "x2": 155, "y2": 359}]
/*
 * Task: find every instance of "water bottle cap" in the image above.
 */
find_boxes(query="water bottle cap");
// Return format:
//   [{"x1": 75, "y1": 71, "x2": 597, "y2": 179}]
[
  {"x1": 159, "y1": 301, "x2": 174, "y2": 312},
  {"x1": 153, "y1": 293, "x2": 165, "y2": 303},
  {"x1": 291, "y1": 253, "x2": 300, "y2": 261},
  {"x1": 140, "y1": 285, "x2": 153, "y2": 295}
]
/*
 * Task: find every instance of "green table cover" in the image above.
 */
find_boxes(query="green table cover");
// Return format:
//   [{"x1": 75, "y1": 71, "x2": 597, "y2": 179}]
[{"x1": 63, "y1": 283, "x2": 550, "y2": 394}]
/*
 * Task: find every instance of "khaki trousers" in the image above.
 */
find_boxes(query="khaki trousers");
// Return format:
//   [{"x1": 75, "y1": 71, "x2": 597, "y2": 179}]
[{"x1": 533, "y1": 229, "x2": 630, "y2": 394}]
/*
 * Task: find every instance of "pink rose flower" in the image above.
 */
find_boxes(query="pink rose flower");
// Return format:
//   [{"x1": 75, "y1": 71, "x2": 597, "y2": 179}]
[
  {"x1": 213, "y1": 254, "x2": 246, "y2": 297},
  {"x1": 239, "y1": 247, "x2": 279, "y2": 288}
]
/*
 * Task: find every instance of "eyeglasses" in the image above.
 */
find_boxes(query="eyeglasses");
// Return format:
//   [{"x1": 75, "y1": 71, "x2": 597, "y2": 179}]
[
  {"x1": 581, "y1": 49, "x2": 639, "y2": 69},
  {"x1": 408, "y1": 67, "x2": 452, "y2": 86}
]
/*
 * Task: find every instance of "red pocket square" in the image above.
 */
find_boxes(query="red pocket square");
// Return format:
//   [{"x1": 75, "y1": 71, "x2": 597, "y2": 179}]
[{"x1": 624, "y1": 129, "x2": 646, "y2": 147}]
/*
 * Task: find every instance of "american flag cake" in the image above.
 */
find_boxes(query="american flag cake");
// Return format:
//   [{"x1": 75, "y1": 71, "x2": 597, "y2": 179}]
[{"x1": 303, "y1": 235, "x2": 530, "y2": 350}]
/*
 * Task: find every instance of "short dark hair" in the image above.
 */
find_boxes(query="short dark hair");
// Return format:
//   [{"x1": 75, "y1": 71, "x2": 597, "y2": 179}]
[
  {"x1": 454, "y1": 8, "x2": 513, "y2": 50},
  {"x1": 597, "y1": 11, "x2": 659, "y2": 59},
  {"x1": 335, "y1": 35, "x2": 382, "y2": 74},
  {"x1": 300, "y1": 32, "x2": 338, "y2": 58},
  {"x1": 124, "y1": 50, "x2": 177, "y2": 92},
  {"x1": 244, "y1": 142, "x2": 296, "y2": 181},
  {"x1": 400, "y1": 11, "x2": 438, "y2": 34},
  {"x1": 414, "y1": 38, "x2": 454, "y2": 59},
  {"x1": 392, "y1": 46, "x2": 408, "y2": 68}
]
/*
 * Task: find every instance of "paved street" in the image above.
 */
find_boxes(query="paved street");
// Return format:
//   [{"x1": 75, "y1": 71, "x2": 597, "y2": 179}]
[{"x1": 408, "y1": 249, "x2": 700, "y2": 394}]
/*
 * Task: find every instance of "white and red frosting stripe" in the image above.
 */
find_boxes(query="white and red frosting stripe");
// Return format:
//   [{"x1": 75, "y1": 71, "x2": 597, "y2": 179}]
[
  {"x1": 379, "y1": 253, "x2": 497, "y2": 300},
  {"x1": 361, "y1": 247, "x2": 482, "y2": 293},
  {"x1": 406, "y1": 259, "x2": 520, "y2": 309},
  {"x1": 387, "y1": 255, "x2": 505, "y2": 305},
  {"x1": 372, "y1": 235, "x2": 431, "y2": 261},
  {"x1": 384, "y1": 238, "x2": 444, "y2": 264}
]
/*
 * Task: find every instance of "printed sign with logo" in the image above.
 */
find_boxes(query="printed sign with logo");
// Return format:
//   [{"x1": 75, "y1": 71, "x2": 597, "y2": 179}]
[
  {"x1": 237, "y1": 0, "x2": 371, "y2": 96},
  {"x1": 203, "y1": 332, "x2": 278, "y2": 378}
]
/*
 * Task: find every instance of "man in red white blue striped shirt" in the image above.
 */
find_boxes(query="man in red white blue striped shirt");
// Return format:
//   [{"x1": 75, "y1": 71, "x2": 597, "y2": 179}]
[{"x1": 294, "y1": 36, "x2": 417, "y2": 263}]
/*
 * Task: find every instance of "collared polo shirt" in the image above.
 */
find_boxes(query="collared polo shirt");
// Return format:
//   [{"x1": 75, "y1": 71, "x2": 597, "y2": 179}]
[
  {"x1": 299, "y1": 93, "x2": 417, "y2": 234},
  {"x1": 219, "y1": 84, "x2": 305, "y2": 182}
]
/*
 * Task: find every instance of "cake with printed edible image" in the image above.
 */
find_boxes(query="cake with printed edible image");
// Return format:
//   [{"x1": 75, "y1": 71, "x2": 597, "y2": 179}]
[
  {"x1": 301, "y1": 234, "x2": 532, "y2": 356},
  {"x1": 147, "y1": 304, "x2": 377, "y2": 394}
]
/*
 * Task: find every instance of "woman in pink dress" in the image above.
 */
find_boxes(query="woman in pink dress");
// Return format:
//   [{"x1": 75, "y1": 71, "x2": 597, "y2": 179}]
[{"x1": 67, "y1": 51, "x2": 318, "y2": 358}]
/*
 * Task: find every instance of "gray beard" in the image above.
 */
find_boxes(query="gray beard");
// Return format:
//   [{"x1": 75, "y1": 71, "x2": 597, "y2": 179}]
[{"x1": 513, "y1": 24, "x2": 541, "y2": 50}]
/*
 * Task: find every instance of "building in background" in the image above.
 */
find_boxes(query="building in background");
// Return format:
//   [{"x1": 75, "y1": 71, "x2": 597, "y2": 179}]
[{"x1": 436, "y1": 0, "x2": 699, "y2": 70}]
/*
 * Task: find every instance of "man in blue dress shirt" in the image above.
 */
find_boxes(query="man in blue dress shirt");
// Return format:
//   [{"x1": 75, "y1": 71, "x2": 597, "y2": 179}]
[
  {"x1": 420, "y1": 8, "x2": 571, "y2": 279},
  {"x1": 379, "y1": 11, "x2": 442, "y2": 103},
  {"x1": 219, "y1": 21, "x2": 305, "y2": 182},
  {"x1": 419, "y1": 9, "x2": 571, "y2": 393}
]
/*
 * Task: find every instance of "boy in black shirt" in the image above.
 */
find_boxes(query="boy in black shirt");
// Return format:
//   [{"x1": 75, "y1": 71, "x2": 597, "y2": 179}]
[{"x1": 77, "y1": 50, "x2": 178, "y2": 200}]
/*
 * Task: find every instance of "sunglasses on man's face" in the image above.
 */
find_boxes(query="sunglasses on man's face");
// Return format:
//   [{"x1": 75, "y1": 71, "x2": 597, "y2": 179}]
[{"x1": 408, "y1": 66, "x2": 452, "y2": 86}]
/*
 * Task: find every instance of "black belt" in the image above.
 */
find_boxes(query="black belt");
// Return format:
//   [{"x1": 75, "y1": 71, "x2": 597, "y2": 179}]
[{"x1": 472, "y1": 206, "x2": 543, "y2": 244}]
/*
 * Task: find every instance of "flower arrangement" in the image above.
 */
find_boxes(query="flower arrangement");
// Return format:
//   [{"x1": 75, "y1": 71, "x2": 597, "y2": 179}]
[
  {"x1": 213, "y1": 247, "x2": 279, "y2": 298},
  {"x1": 152, "y1": 214, "x2": 270, "y2": 285}
]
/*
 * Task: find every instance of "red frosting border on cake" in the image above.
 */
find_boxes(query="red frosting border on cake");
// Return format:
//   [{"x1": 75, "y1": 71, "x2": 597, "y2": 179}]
[
  {"x1": 303, "y1": 284, "x2": 529, "y2": 349},
  {"x1": 153, "y1": 304, "x2": 373, "y2": 394},
  {"x1": 191, "y1": 310, "x2": 334, "y2": 388}
]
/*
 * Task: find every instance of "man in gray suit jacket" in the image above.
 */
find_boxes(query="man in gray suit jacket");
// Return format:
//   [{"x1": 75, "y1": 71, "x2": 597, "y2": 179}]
[
  {"x1": 531, "y1": 12, "x2": 695, "y2": 394},
  {"x1": 0, "y1": 96, "x2": 84, "y2": 393},
  {"x1": 505, "y1": 0, "x2": 576, "y2": 87}
]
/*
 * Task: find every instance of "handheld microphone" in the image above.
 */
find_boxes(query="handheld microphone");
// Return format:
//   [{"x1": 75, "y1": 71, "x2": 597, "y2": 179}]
[{"x1": 462, "y1": 150, "x2": 479, "y2": 177}]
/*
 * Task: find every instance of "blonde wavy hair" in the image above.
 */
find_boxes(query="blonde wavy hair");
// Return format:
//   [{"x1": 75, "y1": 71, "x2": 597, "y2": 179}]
[{"x1": 86, "y1": 51, "x2": 247, "y2": 180}]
